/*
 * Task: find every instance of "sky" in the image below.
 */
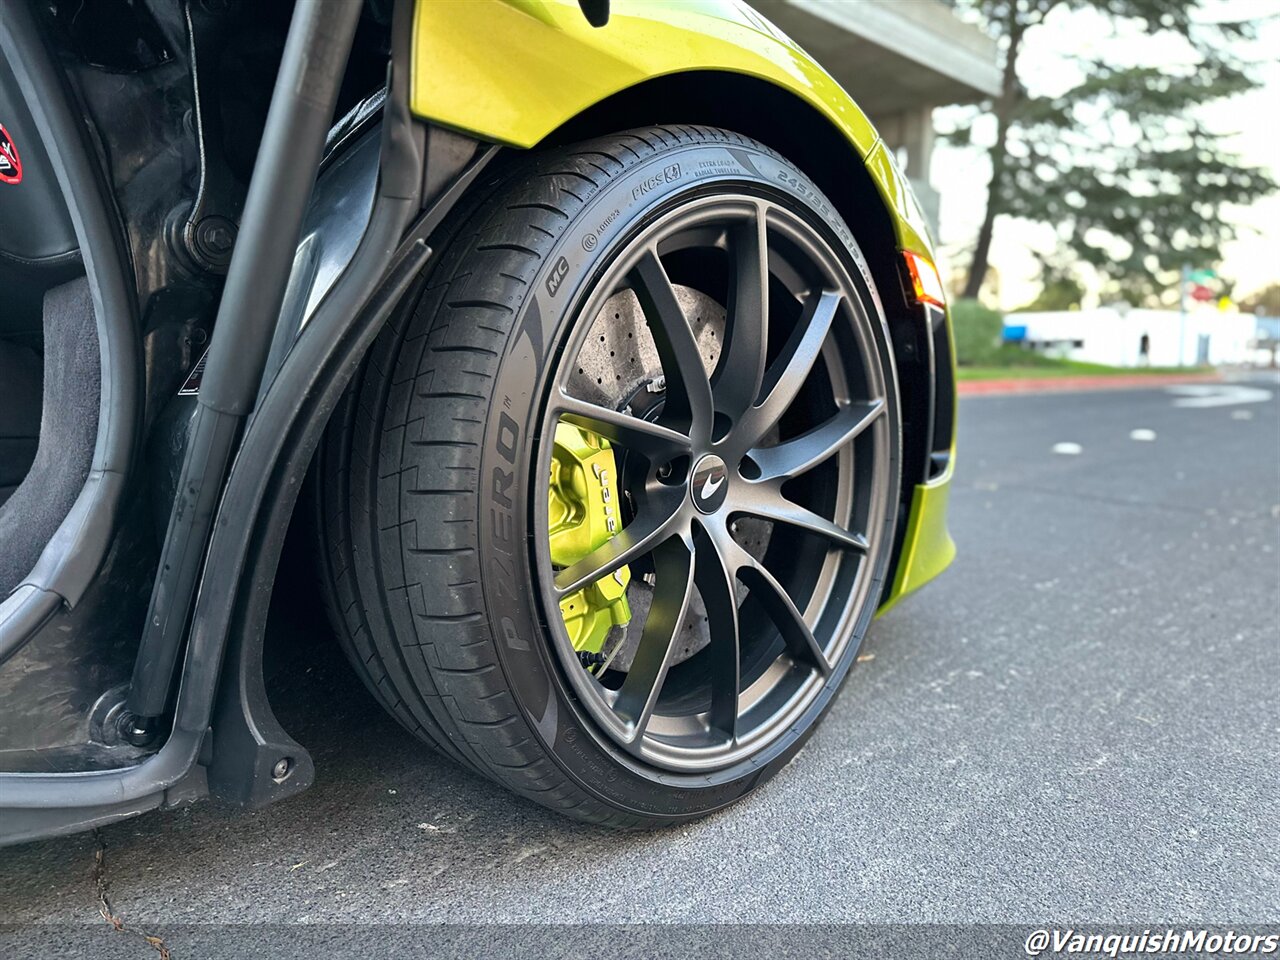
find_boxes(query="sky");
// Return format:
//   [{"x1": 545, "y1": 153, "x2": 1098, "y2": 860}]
[{"x1": 930, "y1": 0, "x2": 1280, "y2": 310}]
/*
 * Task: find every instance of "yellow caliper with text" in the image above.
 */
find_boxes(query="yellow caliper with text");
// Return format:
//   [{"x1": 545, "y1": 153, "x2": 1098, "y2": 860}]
[{"x1": 548, "y1": 423, "x2": 632, "y2": 655}]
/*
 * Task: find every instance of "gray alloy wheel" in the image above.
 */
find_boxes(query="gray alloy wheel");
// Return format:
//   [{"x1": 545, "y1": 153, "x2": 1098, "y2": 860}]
[{"x1": 536, "y1": 194, "x2": 894, "y2": 772}]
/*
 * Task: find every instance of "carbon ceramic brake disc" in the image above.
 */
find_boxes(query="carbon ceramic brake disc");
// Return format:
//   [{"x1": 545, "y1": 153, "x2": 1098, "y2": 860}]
[{"x1": 566, "y1": 286, "x2": 772, "y2": 672}]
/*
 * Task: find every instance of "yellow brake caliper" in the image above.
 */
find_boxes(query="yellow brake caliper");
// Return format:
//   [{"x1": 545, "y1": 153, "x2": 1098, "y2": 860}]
[{"x1": 548, "y1": 422, "x2": 632, "y2": 659}]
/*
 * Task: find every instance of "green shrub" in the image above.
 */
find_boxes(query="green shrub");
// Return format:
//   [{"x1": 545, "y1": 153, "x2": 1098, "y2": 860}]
[
  {"x1": 949, "y1": 299, "x2": 1005, "y2": 366},
  {"x1": 989, "y1": 344, "x2": 1062, "y2": 367}
]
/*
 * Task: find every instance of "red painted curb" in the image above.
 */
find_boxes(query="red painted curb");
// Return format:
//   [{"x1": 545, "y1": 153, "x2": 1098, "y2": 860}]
[{"x1": 957, "y1": 373, "x2": 1222, "y2": 396}]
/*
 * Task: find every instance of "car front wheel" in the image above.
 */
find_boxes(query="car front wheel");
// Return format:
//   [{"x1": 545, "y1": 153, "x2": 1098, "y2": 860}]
[{"x1": 317, "y1": 125, "x2": 901, "y2": 826}]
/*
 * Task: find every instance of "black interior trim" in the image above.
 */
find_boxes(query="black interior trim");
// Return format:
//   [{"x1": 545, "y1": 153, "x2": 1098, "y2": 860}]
[
  {"x1": 0, "y1": 3, "x2": 139, "y2": 665},
  {"x1": 0, "y1": 0, "x2": 476, "y2": 840},
  {"x1": 125, "y1": 0, "x2": 366, "y2": 723}
]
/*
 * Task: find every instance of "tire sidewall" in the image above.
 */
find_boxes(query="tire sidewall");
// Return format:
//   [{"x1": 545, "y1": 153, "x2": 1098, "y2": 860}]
[{"x1": 476, "y1": 136, "x2": 900, "y2": 819}]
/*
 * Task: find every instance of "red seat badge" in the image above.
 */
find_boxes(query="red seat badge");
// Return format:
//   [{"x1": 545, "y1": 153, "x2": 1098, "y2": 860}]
[{"x1": 0, "y1": 124, "x2": 22, "y2": 185}]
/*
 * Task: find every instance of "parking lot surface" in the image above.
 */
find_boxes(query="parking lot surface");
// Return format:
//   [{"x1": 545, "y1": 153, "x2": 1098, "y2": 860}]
[{"x1": 3, "y1": 379, "x2": 1277, "y2": 950}]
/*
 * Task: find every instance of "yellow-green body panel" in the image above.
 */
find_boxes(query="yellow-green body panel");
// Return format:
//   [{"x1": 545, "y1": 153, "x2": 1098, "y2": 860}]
[
  {"x1": 410, "y1": 1, "x2": 877, "y2": 154},
  {"x1": 880, "y1": 466, "x2": 956, "y2": 613},
  {"x1": 880, "y1": 288, "x2": 959, "y2": 613},
  {"x1": 863, "y1": 140, "x2": 935, "y2": 270},
  {"x1": 408, "y1": 0, "x2": 954, "y2": 604}
]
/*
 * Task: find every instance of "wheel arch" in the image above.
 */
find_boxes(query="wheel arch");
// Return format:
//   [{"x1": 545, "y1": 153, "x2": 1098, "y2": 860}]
[
  {"x1": 240, "y1": 74, "x2": 942, "y2": 815},
  {"x1": 245, "y1": 78, "x2": 941, "y2": 809}
]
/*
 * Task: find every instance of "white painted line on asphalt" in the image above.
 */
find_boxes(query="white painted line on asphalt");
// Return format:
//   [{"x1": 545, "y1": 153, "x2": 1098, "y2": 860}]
[
  {"x1": 1052, "y1": 442, "x2": 1083, "y2": 455},
  {"x1": 1130, "y1": 429, "x2": 1157, "y2": 441},
  {"x1": 1167, "y1": 384, "x2": 1273, "y2": 408}
]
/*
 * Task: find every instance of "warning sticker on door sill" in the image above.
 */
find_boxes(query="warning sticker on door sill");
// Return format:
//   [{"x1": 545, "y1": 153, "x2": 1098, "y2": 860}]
[{"x1": 179, "y1": 347, "x2": 208, "y2": 396}]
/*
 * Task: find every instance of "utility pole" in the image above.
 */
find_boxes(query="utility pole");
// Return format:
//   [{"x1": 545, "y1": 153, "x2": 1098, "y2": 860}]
[{"x1": 1178, "y1": 263, "x2": 1190, "y2": 368}]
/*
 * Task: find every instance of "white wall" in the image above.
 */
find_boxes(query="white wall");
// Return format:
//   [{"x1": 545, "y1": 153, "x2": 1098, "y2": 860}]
[{"x1": 1007, "y1": 308, "x2": 1256, "y2": 368}]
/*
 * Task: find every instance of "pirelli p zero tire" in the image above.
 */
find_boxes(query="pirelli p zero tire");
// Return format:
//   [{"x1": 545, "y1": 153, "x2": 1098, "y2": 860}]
[{"x1": 318, "y1": 125, "x2": 902, "y2": 827}]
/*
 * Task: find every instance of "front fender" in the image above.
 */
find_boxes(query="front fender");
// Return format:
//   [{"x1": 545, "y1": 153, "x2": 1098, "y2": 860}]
[
  {"x1": 409, "y1": 0, "x2": 930, "y2": 255},
  {"x1": 411, "y1": 1, "x2": 872, "y2": 148}
]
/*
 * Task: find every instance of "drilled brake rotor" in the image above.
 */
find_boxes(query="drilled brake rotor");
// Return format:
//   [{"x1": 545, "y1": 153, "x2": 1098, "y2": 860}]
[{"x1": 563, "y1": 286, "x2": 772, "y2": 673}]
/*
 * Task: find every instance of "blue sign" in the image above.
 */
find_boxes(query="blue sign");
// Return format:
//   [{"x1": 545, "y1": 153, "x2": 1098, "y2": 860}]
[{"x1": 1003, "y1": 324, "x2": 1027, "y2": 342}]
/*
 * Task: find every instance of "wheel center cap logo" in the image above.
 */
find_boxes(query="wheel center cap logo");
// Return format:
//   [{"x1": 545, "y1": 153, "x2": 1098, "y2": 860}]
[{"x1": 690, "y1": 455, "x2": 729, "y2": 513}]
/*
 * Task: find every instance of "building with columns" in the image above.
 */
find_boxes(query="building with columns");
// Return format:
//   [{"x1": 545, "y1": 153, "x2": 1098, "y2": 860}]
[{"x1": 748, "y1": 0, "x2": 1001, "y2": 232}]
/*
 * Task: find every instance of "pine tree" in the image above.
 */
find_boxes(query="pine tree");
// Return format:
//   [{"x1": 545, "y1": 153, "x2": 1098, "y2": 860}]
[{"x1": 946, "y1": 0, "x2": 1276, "y2": 305}]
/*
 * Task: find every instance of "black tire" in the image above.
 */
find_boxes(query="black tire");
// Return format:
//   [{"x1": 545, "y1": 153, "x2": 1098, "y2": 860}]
[{"x1": 317, "y1": 125, "x2": 901, "y2": 827}]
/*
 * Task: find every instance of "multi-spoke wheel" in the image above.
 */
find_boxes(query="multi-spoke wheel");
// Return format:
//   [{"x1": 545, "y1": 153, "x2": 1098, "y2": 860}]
[
  {"x1": 319, "y1": 126, "x2": 900, "y2": 826},
  {"x1": 538, "y1": 195, "x2": 893, "y2": 771}
]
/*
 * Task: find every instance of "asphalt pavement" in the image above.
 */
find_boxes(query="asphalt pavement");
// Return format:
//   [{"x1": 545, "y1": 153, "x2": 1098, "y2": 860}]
[{"x1": 3, "y1": 377, "x2": 1278, "y2": 950}]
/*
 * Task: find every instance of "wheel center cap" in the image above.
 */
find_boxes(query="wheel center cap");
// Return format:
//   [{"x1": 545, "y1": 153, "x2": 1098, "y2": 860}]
[{"x1": 689, "y1": 454, "x2": 729, "y2": 514}]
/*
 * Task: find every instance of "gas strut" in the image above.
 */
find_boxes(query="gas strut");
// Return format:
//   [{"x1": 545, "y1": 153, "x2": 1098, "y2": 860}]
[{"x1": 124, "y1": 1, "x2": 365, "y2": 739}]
